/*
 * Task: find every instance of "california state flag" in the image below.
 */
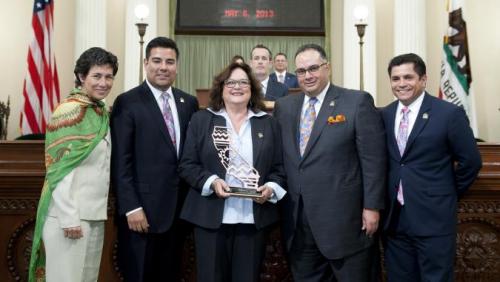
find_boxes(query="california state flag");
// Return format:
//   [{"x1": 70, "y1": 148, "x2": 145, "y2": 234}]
[{"x1": 439, "y1": 0, "x2": 478, "y2": 136}]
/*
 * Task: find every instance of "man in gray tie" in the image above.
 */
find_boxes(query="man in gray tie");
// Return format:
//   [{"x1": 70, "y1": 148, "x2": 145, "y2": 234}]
[
  {"x1": 381, "y1": 53, "x2": 481, "y2": 282},
  {"x1": 249, "y1": 44, "x2": 288, "y2": 101},
  {"x1": 274, "y1": 43, "x2": 386, "y2": 281},
  {"x1": 270, "y1": 52, "x2": 299, "y2": 88}
]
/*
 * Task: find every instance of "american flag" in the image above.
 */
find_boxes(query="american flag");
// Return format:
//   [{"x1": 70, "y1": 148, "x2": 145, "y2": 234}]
[{"x1": 21, "y1": 0, "x2": 60, "y2": 135}]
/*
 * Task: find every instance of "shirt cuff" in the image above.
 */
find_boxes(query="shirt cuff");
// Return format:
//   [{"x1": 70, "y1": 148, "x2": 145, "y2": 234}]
[
  {"x1": 126, "y1": 207, "x2": 143, "y2": 217},
  {"x1": 265, "y1": 182, "x2": 286, "y2": 204},
  {"x1": 201, "y1": 175, "x2": 219, "y2": 196}
]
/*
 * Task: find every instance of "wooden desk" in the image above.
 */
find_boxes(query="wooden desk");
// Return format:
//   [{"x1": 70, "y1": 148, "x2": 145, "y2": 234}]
[{"x1": 1, "y1": 141, "x2": 499, "y2": 281}]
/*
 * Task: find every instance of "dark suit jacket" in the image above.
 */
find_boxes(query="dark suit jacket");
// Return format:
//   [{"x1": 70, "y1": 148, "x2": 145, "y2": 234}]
[
  {"x1": 274, "y1": 84, "x2": 386, "y2": 259},
  {"x1": 110, "y1": 82, "x2": 198, "y2": 233},
  {"x1": 265, "y1": 79, "x2": 289, "y2": 101},
  {"x1": 381, "y1": 93, "x2": 481, "y2": 236},
  {"x1": 179, "y1": 109, "x2": 285, "y2": 230},
  {"x1": 269, "y1": 72, "x2": 299, "y2": 88}
]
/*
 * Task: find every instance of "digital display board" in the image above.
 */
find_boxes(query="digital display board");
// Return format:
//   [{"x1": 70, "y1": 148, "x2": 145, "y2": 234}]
[{"x1": 176, "y1": 0, "x2": 324, "y2": 35}]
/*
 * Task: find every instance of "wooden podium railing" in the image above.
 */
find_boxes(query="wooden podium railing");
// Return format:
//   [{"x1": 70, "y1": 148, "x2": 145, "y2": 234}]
[{"x1": 1, "y1": 141, "x2": 499, "y2": 281}]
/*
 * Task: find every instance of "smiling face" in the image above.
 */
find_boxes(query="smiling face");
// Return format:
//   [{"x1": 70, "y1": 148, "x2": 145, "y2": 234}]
[
  {"x1": 144, "y1": 47, "x2": 177, "y2": 91},
  {"x1": 78, "y1": 64, "x2": 114, "y2": 101},
  {"x1": 295, "y1": 49, "x2": 330, "y2": 97},
  {"x1": 222, "y1": 68, "x2": 251, "y2": 108},
  {"x1": 390, "y1": 63, "x2": 427, "y2": 106}
]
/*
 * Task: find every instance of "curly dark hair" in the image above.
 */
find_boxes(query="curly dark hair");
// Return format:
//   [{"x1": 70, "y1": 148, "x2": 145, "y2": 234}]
[
  {"x1": 209, "y1": 62, "x2": 266, "y2": 112},
  {"x1": 74, "y1": 47, "x2": 118, "y2": 87}
]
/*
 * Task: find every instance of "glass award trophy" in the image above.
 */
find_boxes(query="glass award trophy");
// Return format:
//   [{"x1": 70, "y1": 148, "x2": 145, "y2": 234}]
[{"x1": 212, "y1": 126, "x2": 262, "y2": 198}]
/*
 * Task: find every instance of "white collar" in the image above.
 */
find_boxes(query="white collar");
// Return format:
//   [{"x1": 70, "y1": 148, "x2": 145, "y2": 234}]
[
  {"x1": 304, "y1": 82, "x2": 330, "y2": 105},
  {"x1": 397, "y1": 91, "x2": 425, "y2": 113},
  {"x1": 146, "y1": 79, "x2": 173, "y2": 100},
  {"x1": 207, "y1": 108, "x2": 267, "y2": 118},
  {"x1": 261, "y1": 76, "x2": 270, "y2": 87}
]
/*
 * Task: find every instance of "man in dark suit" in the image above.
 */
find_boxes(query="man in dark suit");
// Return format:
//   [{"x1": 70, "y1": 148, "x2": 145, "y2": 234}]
[
  {"x1": 250, "y1": 44, "x2": 288, "y2": 101},
  {"x1": 111, "y1": 37, "x2": 198, "y2": 281},
  {"x1": 381, "y1": 53, "x2": 482, "y2": 282},
  {"x1": 269, "y1": 52, "x2": 299, "y2": 88},
  {"x1": 274, "y1": 44, "x2": 386, "y2": 281}
]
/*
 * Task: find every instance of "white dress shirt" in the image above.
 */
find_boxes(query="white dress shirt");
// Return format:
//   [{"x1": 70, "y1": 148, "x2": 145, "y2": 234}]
[
  {"x1": 300, "y1": 82, "x2": 330, "y2": 119},
  {"x1": 394, "y1": 91, "x2": 425, "y2": 139},
  {"x1": 146, "y1": 79, "x2": 181, "y2": 156},
  {"x1": 201, "y1": 108, "x2": 286, "y2": 224},
  {"x1": 261, "y1": 76, "x2": 269, "y2": 96},
  {"x1": 275, "y1": 71, "x2": 286, "y2": 83}
]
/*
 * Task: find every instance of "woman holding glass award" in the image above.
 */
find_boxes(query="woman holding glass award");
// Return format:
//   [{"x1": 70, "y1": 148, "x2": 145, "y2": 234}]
[{"x1": 179, "y1": 62, "x2": 286, "y2": 282}]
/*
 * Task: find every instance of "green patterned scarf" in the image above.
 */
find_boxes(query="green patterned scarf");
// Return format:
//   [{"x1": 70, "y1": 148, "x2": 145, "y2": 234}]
[{"x1": 28, "y1": 88, "x2": 109, "y2": 282}]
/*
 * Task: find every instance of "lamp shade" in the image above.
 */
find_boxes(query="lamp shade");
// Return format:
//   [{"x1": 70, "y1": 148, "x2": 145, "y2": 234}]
[
  {"x1": 134, "y1": 4, "x2": 150, "y2": 21},
  {"x1": 353, "y1": 5, "x2": 369, "y2": 23}
]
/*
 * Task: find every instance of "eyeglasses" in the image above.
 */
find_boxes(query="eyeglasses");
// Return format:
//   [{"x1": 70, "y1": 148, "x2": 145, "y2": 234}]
[
  {"x1": 224, "y1": 79, "x2": 251, "y2": 88},
  {"x1": 295, "y1": 62, "x2": 328, "y2": 77}
]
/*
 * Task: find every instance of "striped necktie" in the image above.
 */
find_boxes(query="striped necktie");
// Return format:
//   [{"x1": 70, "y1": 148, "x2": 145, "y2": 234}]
[{"x1": 161, "y1": 92, "x2": 176, "y2": 147}]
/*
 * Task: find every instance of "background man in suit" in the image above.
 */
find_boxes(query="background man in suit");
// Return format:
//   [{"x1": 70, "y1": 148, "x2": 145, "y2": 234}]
[
  {"x1": 381, "y1": 53, "x2": 482, "y2": 282},
  {"x1": 270, "y1": 52, "x2": 299, "y2": 88},
  {"x1": 274, "y1": 43, "x2": 386, "y2": 281},
  {"x1": 250, "y1": 44, "x2": 288, "y2": 101},
  {"x1": 111, "y1": 37, "x2": 198, "y2": 281}
]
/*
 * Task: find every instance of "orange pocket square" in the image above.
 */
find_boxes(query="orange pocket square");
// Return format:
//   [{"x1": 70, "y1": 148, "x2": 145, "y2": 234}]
[{"x1": 327, "y1": 115, "x2": 346, "y2": 124}]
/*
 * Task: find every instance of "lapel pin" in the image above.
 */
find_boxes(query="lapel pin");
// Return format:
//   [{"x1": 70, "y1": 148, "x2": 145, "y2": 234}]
[
  {"x1": 422, "y1": 113, "x2": 428, "y2": 119},
  {"x1": 180, "y1": 97, "x2": 185, "y2": 103},
  {"x1": 329, "y1": 101, "x2": 335, "y2": 107},
  {"x1": 258, "y1": 132, "x2": 264, "y2": 138}
]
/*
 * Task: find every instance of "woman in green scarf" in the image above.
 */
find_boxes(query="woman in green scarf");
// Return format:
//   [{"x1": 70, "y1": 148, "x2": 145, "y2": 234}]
[{"x1": 29, "y1": 47, "x2": 118, "y2": 282}]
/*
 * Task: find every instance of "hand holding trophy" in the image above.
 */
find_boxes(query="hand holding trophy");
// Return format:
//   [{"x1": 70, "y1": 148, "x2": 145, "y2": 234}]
[{"x1": 212, "y1": 126, "x2": 263, "y2": 198}]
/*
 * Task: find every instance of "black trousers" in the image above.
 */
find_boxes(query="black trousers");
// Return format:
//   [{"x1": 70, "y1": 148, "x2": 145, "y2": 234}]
[
  {"x1": 117, "y1": 218, "x2": 188, "y2": 282},
  {"x1": 289, "y1": 198, "x2": 373, "y2": 282},
  {"x1": 193, "y1": 224, "x2": 271, "y2": 282}
]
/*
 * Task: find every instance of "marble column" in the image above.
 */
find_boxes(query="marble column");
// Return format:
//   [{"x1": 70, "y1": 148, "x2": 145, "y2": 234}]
[
  {"x1": 394, "y1": 0, "x2": 426, "y2": 59},
  {"x1": 74, "y1": 0, "x2": 107, "y2": 60}
]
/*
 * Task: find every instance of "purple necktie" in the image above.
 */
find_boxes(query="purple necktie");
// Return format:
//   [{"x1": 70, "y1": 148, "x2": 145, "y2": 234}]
[
  {"x1": 299, "y1": 97, "x2": 318, "y2": 156},
  {"x1": 396, "y1": 106, "x2": 410, "y2": 205},
  {"x1": 161, "y1": 92, "x2": 176, "y2": 147}
]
